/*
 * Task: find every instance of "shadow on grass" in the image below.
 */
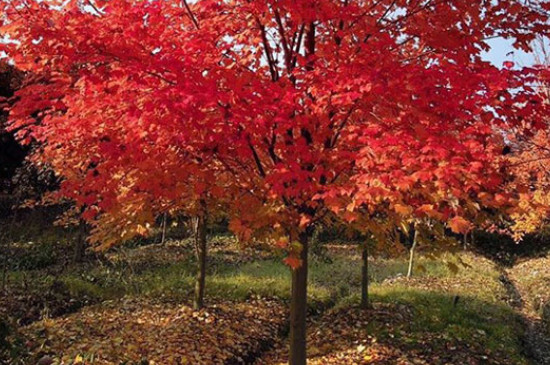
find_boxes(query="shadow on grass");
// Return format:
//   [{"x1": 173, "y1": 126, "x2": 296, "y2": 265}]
[{"x1": 325, "y1": 287, "x2": 529, "y2": 365}]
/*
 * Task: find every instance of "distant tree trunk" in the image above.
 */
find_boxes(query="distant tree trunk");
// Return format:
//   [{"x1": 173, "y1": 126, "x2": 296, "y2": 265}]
[
  {"x1": 73, "y1": 220, "x2": 87, "y2": 262},
  {"x1": 1, "y1": 258, "x2": 7, "y2": 293},
  {"x1": 160, "y1": 213, "x2": 167, "y2": 245},
  {"x1": 289, "y1": 230, "x2": 309, "y2": 365},
  {"x1": 193, "y1": 200, "x2": 207, "y2": 310},
  {"x1": 361, "y1": 240, "x2": 371, "y2": 310},
  {"x1": 407, "y1": 226, "x2": 419, "y2": 279}
]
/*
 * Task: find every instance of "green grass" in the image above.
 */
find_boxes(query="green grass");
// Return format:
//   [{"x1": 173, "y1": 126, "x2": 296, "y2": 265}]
[
  {"x1": 327, "y1": 251, "x2": 527, "y2": 363},
  {"x1": 3, "y1": 240, "x2": 530, "y2": 364},
  {"x1": 4, "y1": 245, "x2": 503, "y2": 306},
  {"x1": 58, "y1": 257, "x2": 346, "y2": 307},
  {"x1": 371, "y1": 251, "x2": 499, "y2": 279},
  {"x1": 383, "y1": 288, "x2": 524, "y2": 362},
  {"x1": 332, "y1": 284, "x2": 526, "y2": 364},
  {"x1": 508, "y1": 256, "x2": 550, "y2": 314}
]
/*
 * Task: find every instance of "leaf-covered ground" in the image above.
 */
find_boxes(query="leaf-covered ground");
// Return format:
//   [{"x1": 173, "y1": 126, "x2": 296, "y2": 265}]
[
  {"x1": 257, "y1": 302, "x2": 523, "y2": 365},
  {"x1": 2, "y1": 238, "x2": 547, "y2": 365},
  {"x1": 507, "y1": 255, "x2": 550, "y2": 364},
  {"x1": 0, "y1": 236, "x2": 279, "y2": 328},
  {"x1": 508, "y1": 255, "x2": 550, "y2": 315},
  {"x1": 256, "y1": 253, "x2": 529, "y2": 365},
  {"x1": 21, "y1": 298, "x2": 285, "y2": 365}
]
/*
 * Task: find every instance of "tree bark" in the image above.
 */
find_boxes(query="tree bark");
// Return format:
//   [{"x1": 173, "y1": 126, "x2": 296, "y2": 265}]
[
  {"x1": 361, "y1": 240, "x2": 371, "y2": 310},
  {"x1": 289, "y1": 231, "x2": 309, "y2": 365},
  {"x1": 73, "y1": 220, "x2": 87, "y2": 262},
  {"x1": 407, "y1": 227, "x2": 419, "y2": 279},
  {"x1": 193, "y1": 200, "x2": 207, "y2": 310},
  {"x1": 160, "y1": 213, "x2": 167, "y2": 245},
  {"x1": 2, "y1": 257, "x2": 7, "y2": 294}
]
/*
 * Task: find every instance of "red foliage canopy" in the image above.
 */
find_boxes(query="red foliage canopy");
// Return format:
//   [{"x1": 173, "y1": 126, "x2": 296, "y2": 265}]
[{"x1": 1, "y1": 0, "x2": 548, "y2": 244}]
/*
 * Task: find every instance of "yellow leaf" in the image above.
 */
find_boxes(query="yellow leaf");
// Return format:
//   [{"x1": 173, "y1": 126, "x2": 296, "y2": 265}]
[{"x1": 136, "y1": 224, "x2": 148, "y2": 236}]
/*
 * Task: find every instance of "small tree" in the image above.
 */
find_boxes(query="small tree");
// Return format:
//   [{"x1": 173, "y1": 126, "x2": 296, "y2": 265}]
[
  {"x1": 406, "y1": 223, "x2": 419, "y2": 279},
  {"x1": 2, "y1": 2, "x2": 549, "y2": 364},
  {"x1": 192, "y1": 199, "x2": 208, "y2": 310},
  {"x1": 360, "y1": 237, "x2": 371, "y2": 310}
]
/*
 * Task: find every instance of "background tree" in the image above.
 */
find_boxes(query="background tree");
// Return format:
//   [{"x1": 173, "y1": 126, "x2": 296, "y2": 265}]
[
  {"x1": 0, "y1": 63, "x2": 26, "y2": 208},
  {"x1": 504, "y1": 40, "x2": 550, "y2": 240}
]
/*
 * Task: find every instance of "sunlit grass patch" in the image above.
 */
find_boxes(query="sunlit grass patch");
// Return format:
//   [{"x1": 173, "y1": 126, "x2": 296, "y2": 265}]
[
  {"x1": 59, "y1": 256, "x2": 349, "y2": 308},
  {"x1": 508, "y1": 255, "x2": 550, "y2": 314}
]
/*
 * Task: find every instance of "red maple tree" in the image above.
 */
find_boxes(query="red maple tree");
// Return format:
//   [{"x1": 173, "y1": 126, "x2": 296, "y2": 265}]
[{"x1": 2, "y1": 1, "x2": 549, "y2": 363}]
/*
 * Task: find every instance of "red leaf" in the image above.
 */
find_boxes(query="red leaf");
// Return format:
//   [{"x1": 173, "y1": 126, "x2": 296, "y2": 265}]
[
  {"x1": 503, "y1": 61, "x2": 515, "y2": 69},
  {"x1": 283, "y1": 256, "x2": 302, "y2": 270}
]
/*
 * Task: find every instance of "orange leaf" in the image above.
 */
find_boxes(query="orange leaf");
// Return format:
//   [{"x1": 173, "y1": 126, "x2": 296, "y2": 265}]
[
  {"x1": 394, "y1": 204, "x2": 412, "y2": 216},
  {"x1": 448, "y1": 216, "x2": 470, "y2": 234}
]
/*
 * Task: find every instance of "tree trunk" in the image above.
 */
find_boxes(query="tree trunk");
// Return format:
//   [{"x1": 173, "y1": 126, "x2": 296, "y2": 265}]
[
  {"x1": 2, "y1": 258, "x2": 7, "y2": 294},
  {"x1": 360, "y1": 241, "x2": 371, "y2": 310},
  {"x1": 160, "y1": 213, "x2": 167, "y2": 245},
  {"x1": 193, "y1": 200, "x2": 208, "y2": 310},
  {"x1": 73, "y1": 220, "x2": 87, "y2": 262},
  {"x1": 407, "y1": 227, "x2": 419, "y2": 279},
  {"x1": 289, "y1": 231, "x2": 309, "y2": 365}
]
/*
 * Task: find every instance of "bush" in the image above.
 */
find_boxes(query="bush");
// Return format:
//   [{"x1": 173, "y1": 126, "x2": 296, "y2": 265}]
[
  {"x1": 473, "y1": 230, "x2": 550, "y2": 266},
  {"x1": 1, "y1": 242, "x2": 57, "y2": 271}
]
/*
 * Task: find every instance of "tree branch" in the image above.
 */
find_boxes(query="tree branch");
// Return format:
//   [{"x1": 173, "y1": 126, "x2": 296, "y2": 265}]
[
  {"x1": 248, "y1": 136, "x2": 266, "y2": 177},
  {"x1": 256, "y1": 17, "x2": 279, "y2": 81},
  {"x1": 182, "y1": 0, "x2": 200, "y2": 30}
]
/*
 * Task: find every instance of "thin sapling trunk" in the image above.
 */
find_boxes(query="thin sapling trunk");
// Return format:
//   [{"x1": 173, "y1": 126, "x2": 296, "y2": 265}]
[
  {"x1": 193, "y1": 200, "x2": 208, "y2": 310},
  {"x1": 407, "y1": 226, "x2": 419, "y2": 279}
]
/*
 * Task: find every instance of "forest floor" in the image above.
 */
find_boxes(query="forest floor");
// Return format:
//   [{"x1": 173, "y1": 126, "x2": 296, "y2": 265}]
[
  {"x1": 0, "y1": 233, "x2": 549, "y2": 365},
  {"x1": 507, "y1": 256, "x2": 550, "y2": 365}
]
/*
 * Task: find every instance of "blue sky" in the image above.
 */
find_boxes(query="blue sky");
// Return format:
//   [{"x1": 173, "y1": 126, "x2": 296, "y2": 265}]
[{"x1": 483, "y1": 37, "x2": 536, "y2": 67}]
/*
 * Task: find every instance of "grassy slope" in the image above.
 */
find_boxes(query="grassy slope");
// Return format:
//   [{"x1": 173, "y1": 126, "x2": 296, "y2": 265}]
[
  {"x1": 259, "y1": 251, "x2": 527, "y2": 364},
  {"x1": 508, "y1": 255, "x2": 550, "y2": 315},
  {"x1": 2, "y1": 238, "x2": 531, "y2": 364}
]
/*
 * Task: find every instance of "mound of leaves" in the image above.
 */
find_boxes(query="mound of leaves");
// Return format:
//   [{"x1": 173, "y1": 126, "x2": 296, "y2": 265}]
[
  {"x1": 258, "y1": 303, "x2": 524, "y2": 365},
  {"x1": 20, "y1": 297, "x2": 286, "y2": 364},
  {"x1": 508, "y1": 255, "x2": 550, "y2": 315}
]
